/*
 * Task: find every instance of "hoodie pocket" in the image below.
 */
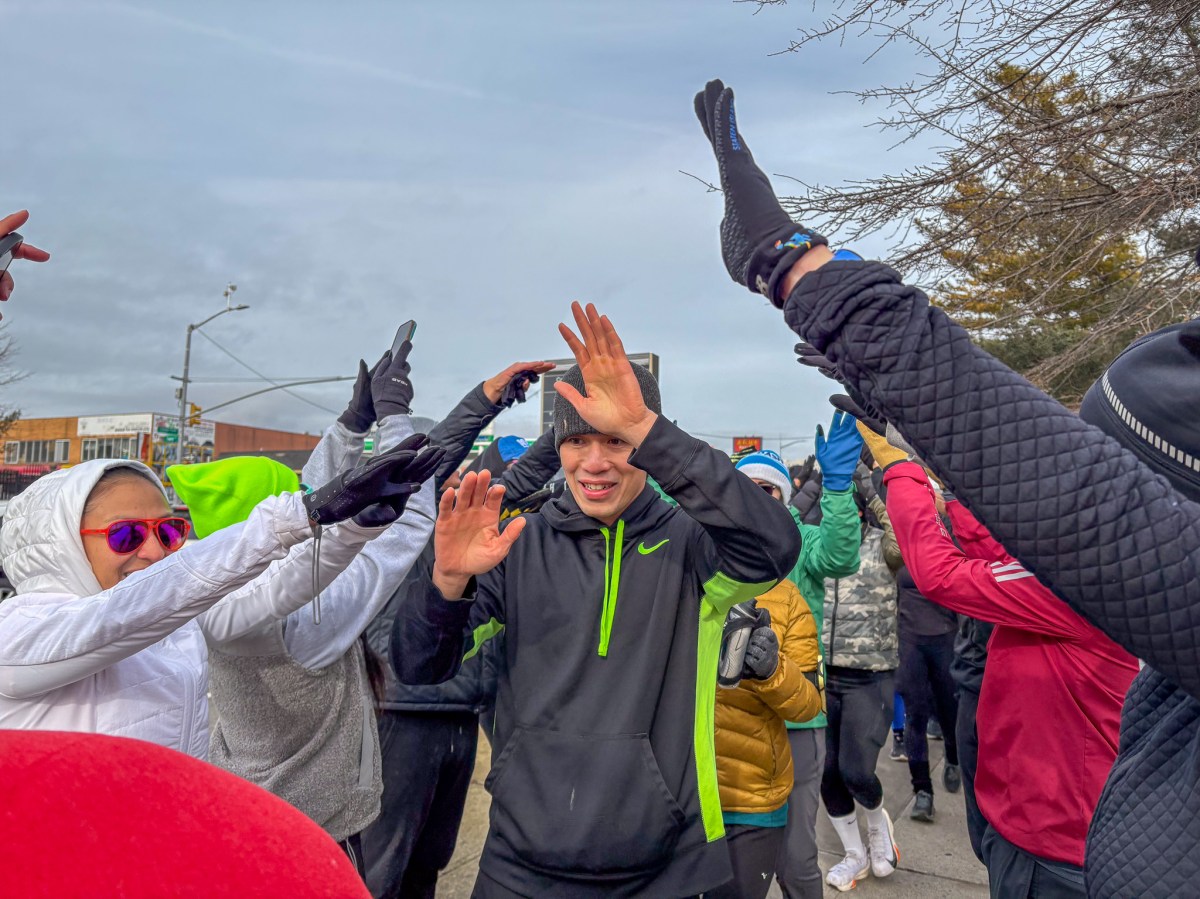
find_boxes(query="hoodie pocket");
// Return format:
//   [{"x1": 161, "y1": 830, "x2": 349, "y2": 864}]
[{"x1": 488, "y1": 726, "x2": 687, "y2": 877}]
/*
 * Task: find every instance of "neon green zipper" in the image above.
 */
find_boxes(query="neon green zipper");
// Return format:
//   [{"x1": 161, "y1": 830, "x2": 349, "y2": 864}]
[{"x1": 597, "y1": 519, "x2": 625, "y2": 657}]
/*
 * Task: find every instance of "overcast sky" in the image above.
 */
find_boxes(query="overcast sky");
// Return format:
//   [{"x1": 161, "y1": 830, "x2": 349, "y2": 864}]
[{"x1": 3, "y1": 0, "x2": 929, "y2": 460}]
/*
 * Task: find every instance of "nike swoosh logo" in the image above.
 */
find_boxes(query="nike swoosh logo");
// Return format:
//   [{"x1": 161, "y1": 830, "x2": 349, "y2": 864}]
[{"x1": 637, "y1": 539, "x2": 669, "y2": 555}]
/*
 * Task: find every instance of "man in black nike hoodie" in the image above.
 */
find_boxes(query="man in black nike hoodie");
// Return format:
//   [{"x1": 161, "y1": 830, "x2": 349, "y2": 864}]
[{"x1": 392, "y1": 302, "x2": 801, "y2": 898}]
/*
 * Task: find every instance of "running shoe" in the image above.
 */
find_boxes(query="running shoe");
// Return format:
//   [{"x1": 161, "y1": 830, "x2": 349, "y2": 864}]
[
  {"x1": 889, "y1": 730, "x2": 907, "y2": 762},
  {"x1": 943, "y1": 762, "x2": 962, "y2": 794},
  {"x1": 911, "y1": 790, "x2": 935, "y2": 822},
  {"x1": 867, "y1": 809, "x2": 900, "y2": 877},
  {"x1": 927, "y1": 718, "x2": 944, "y2": 740},
  {"x1": 826, "y1": 850, "x2": 870, "y2": 892}
]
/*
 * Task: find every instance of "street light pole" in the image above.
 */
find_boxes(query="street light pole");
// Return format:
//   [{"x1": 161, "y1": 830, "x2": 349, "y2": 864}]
[{"x1": 177, "y1": 284, "x2": 249, "y2": 464}]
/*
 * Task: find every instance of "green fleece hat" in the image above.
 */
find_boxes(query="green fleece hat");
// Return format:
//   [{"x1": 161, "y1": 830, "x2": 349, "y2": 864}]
[{"x1": 167, "y1": 457, "x2": 300, "y2": 538}]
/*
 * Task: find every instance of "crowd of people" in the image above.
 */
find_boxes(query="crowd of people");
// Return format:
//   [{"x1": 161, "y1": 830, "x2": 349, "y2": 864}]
[{"x1": 0, "y1": 75, "x2": 1197, "y2": 899}]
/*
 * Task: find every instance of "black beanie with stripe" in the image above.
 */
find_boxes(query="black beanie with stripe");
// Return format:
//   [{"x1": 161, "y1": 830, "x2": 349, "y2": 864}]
[{"x1": 1079, "y1": 319, "x2": 1200, "y2": 503}]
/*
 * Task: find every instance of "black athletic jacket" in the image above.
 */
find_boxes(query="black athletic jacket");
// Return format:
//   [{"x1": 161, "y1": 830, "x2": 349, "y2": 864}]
[
  {"x1": 784, "y1": 260, "x2": 1200, "y2": 897},
  {"x1": 392, "y1": 416, "x2": 800, "y2": 898}
]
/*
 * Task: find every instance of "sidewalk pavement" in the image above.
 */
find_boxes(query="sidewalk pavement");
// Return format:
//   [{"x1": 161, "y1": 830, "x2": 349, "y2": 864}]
[{"x1": 435, "y1": 730, "x2": 988, "y2": 897}]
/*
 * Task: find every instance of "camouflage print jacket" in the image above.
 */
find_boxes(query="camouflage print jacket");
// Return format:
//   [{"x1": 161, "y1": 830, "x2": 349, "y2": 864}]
[{"x1": 823, "y1": 527, "x2": 899, "y2": 671}]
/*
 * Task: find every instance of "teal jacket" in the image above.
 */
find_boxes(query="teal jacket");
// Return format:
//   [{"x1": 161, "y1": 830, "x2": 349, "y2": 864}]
[{"x1": 785, "y1": 488, "x2": 862, "y2": 729}]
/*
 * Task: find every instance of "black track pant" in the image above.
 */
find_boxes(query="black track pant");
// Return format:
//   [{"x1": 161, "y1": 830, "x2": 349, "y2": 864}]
[
  {"x1": 981, "y1": 826, "x2": 1086, "y2": 899},
  {"x1": 703, "y1": 824, "x2": 785, "y2": 899},
  {"x1": 362, "y1": 710, "x2": 478, "y2": 899},
  {"x1": 956, "y1": 688, "x2": 987, "y2": 862},
  {"x1": 897, "y1": 633, "x2": 959, "y2": 793},
  {"x1": 820, "y1": 670, "x2": 894, "y2": 818}
]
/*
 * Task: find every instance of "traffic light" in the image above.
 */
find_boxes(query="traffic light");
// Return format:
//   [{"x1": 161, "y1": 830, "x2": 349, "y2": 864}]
[{"x1": 188, "y1": 403, "x2": 202, "y2": 426}]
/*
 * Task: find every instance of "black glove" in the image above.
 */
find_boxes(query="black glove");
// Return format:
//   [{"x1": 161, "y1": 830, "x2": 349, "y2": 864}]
[
  {"x1": 337, "y1": 359, "x2": 376, "y2": 433},
  {"x1": 742, "y1": 621, "x2": 779, "y2": 680},
  {"x1": 795, "y1": 342, "x2": 840, "y2": 381},
  {"x1": 371, "y1": 341, "x2": 414, "y2": 420},
  {"x1": 499, "y1": 369, "x2": 540, "y2": 409},
  {"x1": 303, "y1": 434, "x2": 444, "y2": 527},
  {"x1": 796, "y1": 454, "x2": 816, "y2": 484},
  {"x1": 853, "y1": 461, "x2": 878, "y2": 505},
  {"x1": 830, "y1": 394, "x2": 888, "y2": 437},
  {"x1": 695, "y1": 79, "x2": 828, "y2": 305},
  {"x1": 871, "y1": 467, "x2": 887, "y2": 503}
]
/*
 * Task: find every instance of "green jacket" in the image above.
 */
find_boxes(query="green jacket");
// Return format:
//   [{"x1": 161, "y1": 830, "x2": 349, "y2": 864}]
[{"x1": 786, "y1": 487, "x2": 862, "y2": 729}]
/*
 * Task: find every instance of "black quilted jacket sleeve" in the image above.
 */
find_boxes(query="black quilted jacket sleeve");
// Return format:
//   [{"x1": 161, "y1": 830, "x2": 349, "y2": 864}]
[{"x1": 783, "y1": 260, "x2": 1200, "y2": 700}]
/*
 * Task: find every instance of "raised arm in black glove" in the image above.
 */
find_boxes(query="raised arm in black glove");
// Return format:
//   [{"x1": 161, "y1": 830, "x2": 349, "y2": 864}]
[
  {"x1": 371, "y1": 340, "x2": 415, "y2": 419},
  {"x1": 303, "y1": 433, "x2": 444, "y2": 527},
  {"x1": 694, "y1": 79, "x2": 828, "y2": 304},
  {"x1": 830, "y1": 393, "x2": 888, "y2": 437},
  {"x1": 795, "y1": 341, "x2": 840, "y2": 381},
  {"x1": 337, "y1": 358, "x2": 379, "y2": 434}
]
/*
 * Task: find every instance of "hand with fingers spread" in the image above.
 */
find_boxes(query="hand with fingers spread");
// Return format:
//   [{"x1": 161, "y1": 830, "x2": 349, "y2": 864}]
[
  {"x1": 554, "y1": 301, "x2": 658, "y2": 448},
  {"x1": 694, "y1": 79, "x2": 829, "y2": 304},
  {"x1": 0, "y1": 210, "x2": 51, "y2": 305},
  {"x1": 432, "y1": 469, "x2": 527, "y2": 599},
  {"x1": 483, "y1": 360, "x2": 556, "y2": 408},
  {"x1": 815, "y1": 410, "x2": 864, "y2": 493}
]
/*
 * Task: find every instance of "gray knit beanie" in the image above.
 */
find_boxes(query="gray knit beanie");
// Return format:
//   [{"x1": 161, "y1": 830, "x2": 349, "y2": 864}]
[{"x1": 553, "y1": 363, "x2": 662, "y2": 450}]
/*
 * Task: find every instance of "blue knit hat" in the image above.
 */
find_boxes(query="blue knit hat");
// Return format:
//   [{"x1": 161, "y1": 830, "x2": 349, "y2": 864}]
[
  {"x1": 495, "y1": 435, "x2": 530, "y2": 464},
  {"x1": 735, "y1": 449, "x2": 793, "y2": 503}
]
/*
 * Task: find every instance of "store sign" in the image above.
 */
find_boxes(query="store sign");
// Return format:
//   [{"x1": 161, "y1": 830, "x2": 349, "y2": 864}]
[
  {"x1": 153, "y1": 414, "x2": 215, "y2": 446},
  {"x1": 732, "y1": 436, "x2": 763, "y2": 455},
  {"x1": 78, "y1": 413, "x2": 154, "y2": 437}
]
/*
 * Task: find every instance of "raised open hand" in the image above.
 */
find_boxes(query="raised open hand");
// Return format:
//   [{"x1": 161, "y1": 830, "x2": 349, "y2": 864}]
[
  {"x1": 554, "y1": 301, "x2": 657, "y2": 447},
  {"x1": 432, "y1": 470, "x2": 527, "y2": 599}
]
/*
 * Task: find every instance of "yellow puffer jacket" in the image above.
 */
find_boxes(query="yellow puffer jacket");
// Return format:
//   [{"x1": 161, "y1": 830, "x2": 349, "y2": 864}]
[{"x1": 715, "y1": 578, "x2": 823, "y2": 814}]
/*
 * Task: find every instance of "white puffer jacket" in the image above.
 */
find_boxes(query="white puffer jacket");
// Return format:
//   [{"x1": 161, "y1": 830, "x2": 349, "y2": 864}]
[{"x1": 0, "y1": 458, "x2": 382, "y2": 756}]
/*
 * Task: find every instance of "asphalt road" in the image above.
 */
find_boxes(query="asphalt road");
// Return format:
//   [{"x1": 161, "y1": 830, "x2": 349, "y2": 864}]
[{"x1": 435, "y1": 730, "x2": 988, "y2": 898}]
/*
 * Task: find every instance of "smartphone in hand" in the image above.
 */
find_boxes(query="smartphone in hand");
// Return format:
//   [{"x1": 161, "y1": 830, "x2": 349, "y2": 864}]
[
  {"x1": 391, "y1": 320, "x2": 417, "y2": 357},
  {"x1": 0, "y1": 233, "x2": 23, "y2": 278}
]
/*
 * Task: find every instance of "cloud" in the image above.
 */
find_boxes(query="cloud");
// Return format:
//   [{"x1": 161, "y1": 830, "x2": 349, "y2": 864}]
[
  {"x1": 105, "y1": 2, "x2": 675, "y2": 136},
  {"x1": 4, "y1": 0, "x2": 929, "y2": 460}
]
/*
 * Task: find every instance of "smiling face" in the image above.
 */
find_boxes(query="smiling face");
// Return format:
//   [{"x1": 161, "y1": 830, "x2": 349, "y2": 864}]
[
  {"x1": 80, "y1": 471, "x2": 176, "y2": 590},
  {"x1": 558, "y1": 433, "x2": 647, "y2": 526}
]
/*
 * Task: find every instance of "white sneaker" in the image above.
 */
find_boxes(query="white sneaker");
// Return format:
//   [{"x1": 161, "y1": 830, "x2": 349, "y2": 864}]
[
  {"x1": 826, "y1": 850, "x2": 870, "y2": 892},
  {"x1": 867, "y1": 808, "x2": 900, "y2": 877}
]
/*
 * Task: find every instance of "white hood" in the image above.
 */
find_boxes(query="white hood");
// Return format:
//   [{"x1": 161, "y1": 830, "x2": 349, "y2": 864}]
[{"x1": 0, "y1": 459, "x2": 166, "y2": 597}]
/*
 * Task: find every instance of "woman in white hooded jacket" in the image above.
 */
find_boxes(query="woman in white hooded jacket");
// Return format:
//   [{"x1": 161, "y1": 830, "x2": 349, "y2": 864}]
[{"x1": 0, "y1": 433, "x2": 440, "y2": 758}]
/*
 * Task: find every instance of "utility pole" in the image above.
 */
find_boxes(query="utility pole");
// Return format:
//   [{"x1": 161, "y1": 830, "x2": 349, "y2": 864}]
[{"x1": 177, "y1": 284, "x2": 249, "y2": 464}]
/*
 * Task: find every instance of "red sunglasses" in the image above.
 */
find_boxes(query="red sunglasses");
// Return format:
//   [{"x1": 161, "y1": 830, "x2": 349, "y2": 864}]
[{"x1": 80, "y1": 517, "x2": 191, "y2": 555}]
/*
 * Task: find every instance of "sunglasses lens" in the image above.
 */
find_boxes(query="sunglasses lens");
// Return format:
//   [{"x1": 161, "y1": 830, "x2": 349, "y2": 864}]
[
  {"x1": 107, "y1": 520, "x2": 149, "y2": 554},
  {"x1": 157, "y1": 518, "x2": 189, "y2": 551},
  {"x1": 760, "y1": 483, "x2": 777, "y2": 494}
]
